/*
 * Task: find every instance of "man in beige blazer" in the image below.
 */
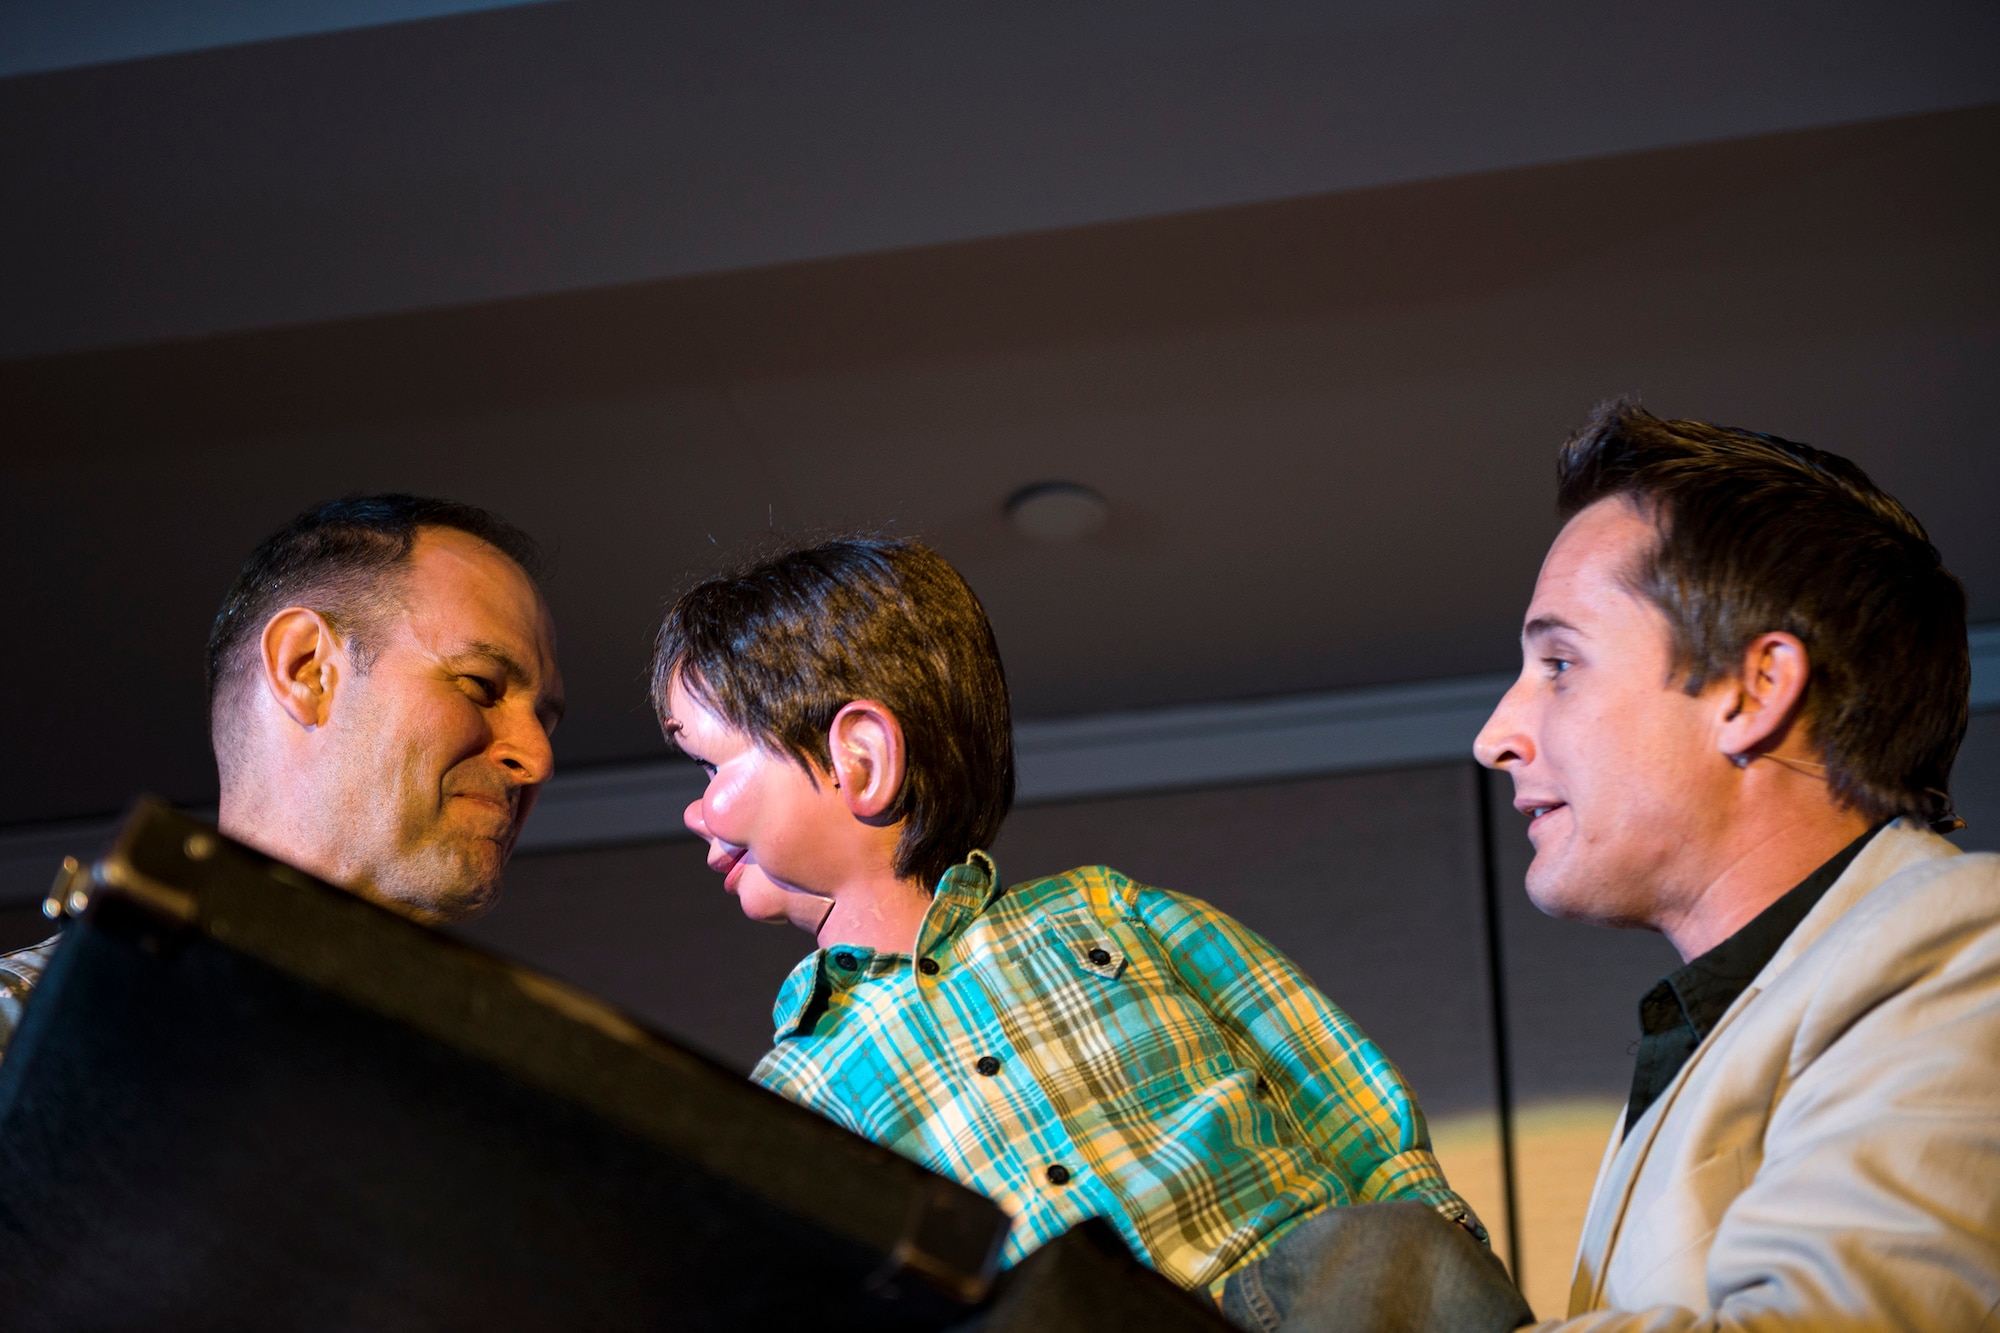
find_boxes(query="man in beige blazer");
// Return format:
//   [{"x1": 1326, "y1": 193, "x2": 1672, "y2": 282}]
[{"x1": 1476, "y1": 400, "x2": 2000, "y2": 1330}]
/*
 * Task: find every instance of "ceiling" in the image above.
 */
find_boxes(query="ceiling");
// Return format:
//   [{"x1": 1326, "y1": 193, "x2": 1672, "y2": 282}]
[
  {"x1": 7, "y1": 0, "x2": 1997, "y2": 358},
  {"x1": 0, "y1": 0, "x2": 552, "y2": 80},
  {"x1": 2, "y1": 4, "x2": 1996, "y2": 826}
]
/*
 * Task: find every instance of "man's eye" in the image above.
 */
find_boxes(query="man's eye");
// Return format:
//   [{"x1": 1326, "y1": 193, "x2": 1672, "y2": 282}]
[
  {"x1": 464, "y1": 676, "x2": 500, "y2": 703},
  {"x1": 1543, "y1": 657, "x2": 1572, "y2": 678}
]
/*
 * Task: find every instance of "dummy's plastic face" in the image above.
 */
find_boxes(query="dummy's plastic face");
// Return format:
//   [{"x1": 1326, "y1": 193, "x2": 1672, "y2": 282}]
[
  {"x1": 664, "y1": 674, "x2": 842, "y2": 934},
  {"x1": 1473, "y1": 498, "x2": 1731, "y2": 929}
]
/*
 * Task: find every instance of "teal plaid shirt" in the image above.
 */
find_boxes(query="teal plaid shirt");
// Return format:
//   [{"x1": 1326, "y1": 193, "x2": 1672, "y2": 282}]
[{"x1": 753, "y1": 854, "x2": 1478, "y2": 1292}]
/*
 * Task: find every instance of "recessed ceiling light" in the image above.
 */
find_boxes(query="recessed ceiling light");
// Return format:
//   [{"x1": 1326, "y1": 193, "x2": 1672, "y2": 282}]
[{"x1": 1006, "y1": 481, "x2": 1109, "y2": 543}]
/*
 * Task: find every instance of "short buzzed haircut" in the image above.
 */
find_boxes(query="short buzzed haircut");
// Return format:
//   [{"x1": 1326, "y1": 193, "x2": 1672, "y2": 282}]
[
  {"x1": 206, "y1": 494, "x2": 544, "y2": 745},
  {"x1": 1558, "y1": 400, "x2": 1968, "y2": 828},
  {"x1": 651, "y1": 538, "x2": 1015, "y2": 891}
]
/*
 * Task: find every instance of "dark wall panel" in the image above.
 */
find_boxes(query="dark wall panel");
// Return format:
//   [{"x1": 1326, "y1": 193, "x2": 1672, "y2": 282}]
[
  {"x1": 1485, "y1": 775, "x2": 1680, "y2": 1108},
  {"x1": 442, "y1": 732, "x2": 1998, "y2": 1317},
  {"x1": 456, "y1": 719, "x2": 1998, "y2": 1098},
  {"x1": 988, "y1": 765, "x2": 1497, "y2": 1119},
  {"x1": 1949, "y1": 710, "x2": 2000, "y2": 853},
  {"x1": 451, "y1": 836, "x2": 807, "y2": 1072},
  {"x1": 460, "y1": 764, "x2": 1500, "y2": 1115}
]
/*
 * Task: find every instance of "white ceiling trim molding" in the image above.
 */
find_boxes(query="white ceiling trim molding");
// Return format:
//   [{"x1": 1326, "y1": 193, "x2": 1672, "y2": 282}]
[
  {"x1": 510, "y1": 670, "x2": 1522, "y2": 857},
  {"x1": 5, "y1": 624, "x2": 1997, "y2": 904}
]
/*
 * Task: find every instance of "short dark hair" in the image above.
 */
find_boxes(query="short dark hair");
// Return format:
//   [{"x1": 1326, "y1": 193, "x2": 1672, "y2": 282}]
[
  {"x1": 651, "y1": 538, "x2": 1014, "y2": 890},
  {"x1": 1557, "y1": 399, "x2": 1968, "y2": 827},
  {"x1": 206, "y1": 494, "x2": 545, "y2": 729}
]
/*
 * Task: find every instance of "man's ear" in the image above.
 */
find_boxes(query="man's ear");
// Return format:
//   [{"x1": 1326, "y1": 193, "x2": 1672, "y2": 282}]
[
  {"x1": 827, "y1": 700, "x2": 906, "y2": 821},
  {"x1": 259, "y1": 607, "x2": 345, "y2": 730},
  {"x1": 1716, "y1": 631, "x2": 1811, "y2": 762}
]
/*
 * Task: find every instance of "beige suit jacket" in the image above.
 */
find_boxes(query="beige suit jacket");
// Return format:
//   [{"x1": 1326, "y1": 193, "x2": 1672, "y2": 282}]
[{"x1": 1537, "y1": 820, "x2": 2000, "y2": 1332}]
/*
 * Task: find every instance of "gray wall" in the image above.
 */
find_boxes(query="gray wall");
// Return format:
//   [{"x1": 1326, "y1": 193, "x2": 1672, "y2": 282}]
[
  {"x1": 458, "y1": 708, "x2": 2000, "y2": 1097},
  {"x1": 442, "y1": 709, "x2": 2000, "y2": 1302},
  {"x1": 454, "y1": 763, "x2": 1506, "y2": 1119},
  {"x1": 7, "y1": 711, "x2": 1992, "y2": 1083},
  {"x1": 0, "y1": 709, "x2": 1979, "y2": 1306},
  {"x1": 990, "y1": 766, "x2": 1499, "y2": 1117}
]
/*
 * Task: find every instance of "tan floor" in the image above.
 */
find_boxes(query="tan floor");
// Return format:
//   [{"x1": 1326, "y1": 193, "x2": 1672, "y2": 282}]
[{"x1": 1429, "y1": 1099, "x2": 1625, "y2": 1321}]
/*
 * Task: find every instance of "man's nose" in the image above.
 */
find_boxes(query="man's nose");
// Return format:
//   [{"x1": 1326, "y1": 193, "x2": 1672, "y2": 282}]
[
  {"x1": 1473, "y1": 677, "x2": 1535, "y2": 772},
  {"x1": 684, "y1": 797, "x2": 709, "y2": 840},
  {"x1": 494, "y1": 713, "x2": 557, "y2": 787}
]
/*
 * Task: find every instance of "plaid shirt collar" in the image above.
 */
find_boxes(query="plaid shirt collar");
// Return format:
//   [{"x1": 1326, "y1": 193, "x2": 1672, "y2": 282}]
[{"x1": 770, "y1": 851, "x2": 1002, "y2": 1039}]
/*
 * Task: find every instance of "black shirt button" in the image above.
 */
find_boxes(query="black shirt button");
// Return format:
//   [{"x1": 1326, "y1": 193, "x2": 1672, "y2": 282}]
[
  {"x1": 975, "y1": 1055, "x2": 1001, "y2": 1077},
  {"x1": 1087, "y1": 947, "x2": 1112, "y2": 966},
  {"x1": 917, "y1": 957, "x2": 940, "y2": 976},
  {"x1": 1045, "y1": 1164, "x2": 1071, "y2": 1186},
  {"x1": 832, "y1": 953, "x2": 858, "y2": 972}
]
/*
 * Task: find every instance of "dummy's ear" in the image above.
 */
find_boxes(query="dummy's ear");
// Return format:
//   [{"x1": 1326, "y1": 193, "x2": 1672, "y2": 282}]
[
  {"x1": 258, "y1": 607, "x2": 346, "y2": 730},
  {"x1": 827, "y1": 700, "x2": 906, "y2": 821},
  {"x1": 1716, "y1": 631, "x2": 1811, "y2": 763}
]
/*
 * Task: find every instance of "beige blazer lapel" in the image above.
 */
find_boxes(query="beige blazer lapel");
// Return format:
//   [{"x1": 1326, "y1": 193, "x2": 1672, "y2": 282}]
[
  {"x1": 1563, "y1": 820, "x2": 1957, "y2": 1316},
  {"x1": 1757, "y1": 819, "x2": 1949, "y2": 977},
  {"x1": 1566, "y1": 993, "x2": 1759, "y2": 1314},
  {"x1": 1566, "y1": 1106, "x2": 1630, "y2": 1315}
]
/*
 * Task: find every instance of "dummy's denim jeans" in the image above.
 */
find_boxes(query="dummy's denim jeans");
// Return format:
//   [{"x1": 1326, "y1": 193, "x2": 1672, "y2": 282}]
[{"x1": 1220, "y1": 1201, "x2": 1532, "y2": 1333}]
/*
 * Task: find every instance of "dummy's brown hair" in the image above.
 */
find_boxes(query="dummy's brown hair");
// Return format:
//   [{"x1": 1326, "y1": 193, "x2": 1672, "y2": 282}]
[{"x1": 652, "y1": 538, "x2": 1014, "y2": 890}]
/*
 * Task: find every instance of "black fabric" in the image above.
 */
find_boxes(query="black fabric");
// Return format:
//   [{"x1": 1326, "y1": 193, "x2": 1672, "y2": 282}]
[
  {"x1": 1623, "y1": 825, "x2": 1881, "y2": 1135},
  {"x1": 0, "y1": 801, "x2": 1007, "y2": 1332}
]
